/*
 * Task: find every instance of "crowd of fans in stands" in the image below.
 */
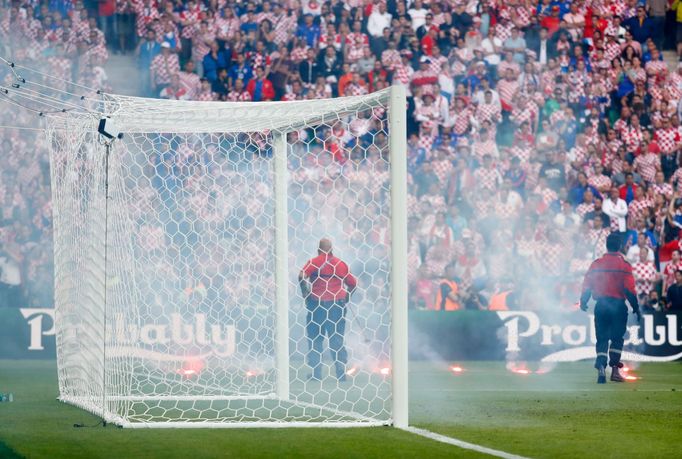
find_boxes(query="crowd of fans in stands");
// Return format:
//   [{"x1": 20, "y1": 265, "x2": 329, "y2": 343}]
[{"x1": 2, "y1": 0, "x2": 682, "y2": 312}]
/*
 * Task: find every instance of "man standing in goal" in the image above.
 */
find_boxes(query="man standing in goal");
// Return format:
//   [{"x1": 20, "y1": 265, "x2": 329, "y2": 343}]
[{"x1": 299, "y1": 238, "x2": 357, "y2": 381}]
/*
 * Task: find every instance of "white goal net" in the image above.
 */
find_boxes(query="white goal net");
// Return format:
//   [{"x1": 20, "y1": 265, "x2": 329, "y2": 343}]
[{"x1": 47, "y1": 87, "x2": 407, "y2": 428}]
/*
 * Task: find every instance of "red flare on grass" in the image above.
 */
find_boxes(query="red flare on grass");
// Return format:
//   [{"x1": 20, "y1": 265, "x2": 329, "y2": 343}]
[{"x1": 178, "y1": 357, "x2": 205, "y2": 379}]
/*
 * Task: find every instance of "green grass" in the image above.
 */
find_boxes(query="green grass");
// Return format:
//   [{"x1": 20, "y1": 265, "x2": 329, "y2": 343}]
[{"x1": 1, "y1": 360, "x2": 681, "y2": 458}]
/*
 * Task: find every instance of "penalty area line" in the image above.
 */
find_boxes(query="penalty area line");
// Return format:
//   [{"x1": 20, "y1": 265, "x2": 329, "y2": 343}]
[{"x1": 403, "y1": 426, "x2": 531, "y2": 459}]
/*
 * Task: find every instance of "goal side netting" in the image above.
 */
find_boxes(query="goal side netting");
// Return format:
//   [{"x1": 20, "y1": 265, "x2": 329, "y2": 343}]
[{"x1": 46, "y1": 87, "x2": 408, "y2": 428}]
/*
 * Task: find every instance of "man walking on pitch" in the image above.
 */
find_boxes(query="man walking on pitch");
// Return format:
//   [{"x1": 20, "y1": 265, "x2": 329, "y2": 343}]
[
  {"x1": 580, "y1": 233, "x2": 642, "y2": 384},
  {"x1": 299, "y1": 238, "x2": 357, "y2": 381}
]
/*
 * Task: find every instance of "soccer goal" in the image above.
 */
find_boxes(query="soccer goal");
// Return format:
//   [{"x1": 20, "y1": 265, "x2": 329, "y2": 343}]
[{"x1": 46, "y1": 86, "x2": 408, "y2": 428}]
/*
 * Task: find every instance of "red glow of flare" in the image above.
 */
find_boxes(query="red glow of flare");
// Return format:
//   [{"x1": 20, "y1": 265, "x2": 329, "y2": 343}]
[
  {"x1": 178, "y1": 357, "x2": 205, "y2": 379},
  {"x1": 379, "y1": 367, "x2": 390, "y2": 376},
  {"x1": 451, "y1": 366, "x2": 464, "y2": 373},
  {"x1": 625, "y1": 375, "x2": 639, "y2": 381},
  {"x1": 513, "y1": 368, "x2": 531, "y2": 375},
  {"x1": 346, "y1": 367, "x2": 358, "y2": 376},
  {"x1": 622, "y1": 366, "x2": 630, "y2": 372}
]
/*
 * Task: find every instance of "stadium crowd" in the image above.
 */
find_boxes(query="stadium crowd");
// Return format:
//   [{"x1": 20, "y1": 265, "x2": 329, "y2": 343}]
[{"x1": 2, "y1": 0, "x2": 682, "y2": 312}]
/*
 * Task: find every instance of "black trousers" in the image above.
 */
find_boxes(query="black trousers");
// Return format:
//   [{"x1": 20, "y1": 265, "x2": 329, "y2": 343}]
[
  {"x1": 305, "y1": 299, "x2": 347, "y2": 379},
  {"x1": 594, "y1": 298, "x2": 628, "y2": 368}
]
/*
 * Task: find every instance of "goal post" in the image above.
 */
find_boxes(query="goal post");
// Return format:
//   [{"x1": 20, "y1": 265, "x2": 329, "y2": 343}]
[{"x1": 46, "y1": 87, "x2": 408, "y2": 428}]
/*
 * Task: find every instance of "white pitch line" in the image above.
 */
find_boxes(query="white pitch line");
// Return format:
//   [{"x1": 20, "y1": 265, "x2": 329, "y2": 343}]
[
  {"x1": 404, "y1": 426, "x2": 532, "y2": 459},
  {"x1": 420, "y1": 388, "x2": 678, "y2": 393}
]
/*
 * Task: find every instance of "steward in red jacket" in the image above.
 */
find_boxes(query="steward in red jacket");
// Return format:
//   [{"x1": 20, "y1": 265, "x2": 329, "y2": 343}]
[
  {"x1": 299, "y1": 238, "x2": 357, "y2": 381},
  {"x1": 580, "y1": 232, "x2": 641, "y2": 384}
]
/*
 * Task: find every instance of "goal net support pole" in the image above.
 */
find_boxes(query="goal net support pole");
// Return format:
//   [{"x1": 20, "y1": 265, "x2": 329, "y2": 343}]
[
  {"x1": 389, "y1": 84, "x2": 408, "y2": 429},
  {"x1": 273, "y1": 131, "x2": 291, "y2": 401}
]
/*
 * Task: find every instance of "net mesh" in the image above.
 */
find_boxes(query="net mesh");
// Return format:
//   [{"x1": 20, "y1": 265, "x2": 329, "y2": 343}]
[{"x1": 48, "y1": 88, "x2": 398, "y2": 426}]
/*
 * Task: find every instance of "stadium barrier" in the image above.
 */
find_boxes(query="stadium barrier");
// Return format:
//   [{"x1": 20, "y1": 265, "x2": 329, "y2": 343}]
[{"x1": 1, "y1": 308, "x2": 681, "y2": 362}]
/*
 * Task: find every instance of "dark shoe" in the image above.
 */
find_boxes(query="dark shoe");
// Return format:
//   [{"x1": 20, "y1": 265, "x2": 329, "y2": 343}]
[
  {"x1": 597, "y1": 365, "x2": 606, "y2": 384},
  {"x1": 611, "y1": 367, "x2": 626, "y2": 382}
]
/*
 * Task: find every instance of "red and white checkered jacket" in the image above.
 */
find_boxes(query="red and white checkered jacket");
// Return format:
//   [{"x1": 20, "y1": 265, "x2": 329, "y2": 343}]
[
  {"x1": 654, "y1": 128, "x2": 680, "y2": 154},
  {"x1": 290, "y1": 45, "x2": 309, "y2": 63},
  {"x1": 474, "y1": 166, "x2": 502, "y2": 192},
  {"x1": 449, "y1": 106, "x2": 472, "y2": 136},
  {"x1": 534, "y1": 184, "x2": 558, "y2": 205},
  {"x1": 415, "y1": 103, "x2": 441, "y2": 138},
  {"x1": 513, "y1": 5, "x2": 532, "y2": 27},
  {"x1": 178, "y1": 71, "x2": 201, "y2": 99},
  {"x1": 150, "y1": 53, "x2": 180, "y2": 86},
  {"x1": 538, "y1": 241, "x2": 564, "y2": 276},
  {"x1": 627, "y1": 198, "x2": 653, "y2": 227},
  {"x1": 663, "y1": 262, "x2": 682, "y2": 291},
  {"x1": 133, "y1": 1, "x2": 160, "y2": 37},
  {"x1": 633, "y1": 152, "x2": 660, "y2": 184},
  {"x1": 632, "y1": 261, "x2": 658, "y2": 297},
  {"x1": 318, "y1": 32, "x2": 338, "y2": 51},
  {"x1": 476, "y1": 102, "x2": 501, "y2": 125},
  {"x1": 345, "y1": 81, "x2": 369, "y2": 97},
  {"x1": 495, "y1": 190, "x2": 523, "y2": 219},
  {"x1": 247, "y1": 51, "x2": 271, "y2": 70},
  {"x1": 410, "y1": 69, "x2": 438, "y2": 95},
  {"x1": 195, "y1": 90, "x2": 218, "y2": 101},
  {"x1": 576, "y1": 202, "x2": 595, "y2": 219},
  {"x1": 497, "y1": 60, "x2": 520, "y2": 79},
  {"x1": 428, "y1": 55, "x2": 448, "y2": 75},
  {"x1": 495, "y1": 21, "x2": 513, "y2": 42},
  {"x1": 178, "y1": 7, "x2": 201, "y2": 39},
  {"x1": 381, "y1": 49, "x2": 401, "y2": 71},
  {"x1": 567, "y1": 70, "x2": 591, "y2": 103},
  {"x1": 587, "y1": 228, "x2": 609, "y2": 259},
  {"x1": 273, "y1": 14, "x2": 297, "y2": 45},
  {"x1": 216, "y1": 16, "x2": 241, "y2": 41},
  {"x1": 226, "y1": 90, "x2": 252, "y2": 101},
  {"x1": 392, "y1": 63, "x2": 413, "y2": 86},
  {"x1": 621, "y1": 125, "x2": 643, "y2": 152},
  {"x1": 510, "y1": 103, "x2": 537, "y2": 128},
  {"x1": 588, "y1": 174, "x2": 612, "y2": 192},
  {"x1": 47, "y1": 56, "x2": 72, "y2": 90},
  {"x1": 192, "y1": 30, "x2": 216, "y2": 62},
  {"x1": 613, "y1": 118, "x2": 628, "y2": 136},
  {"x1": 346, "y1": 32, "x2": 369, "y2": 62},
  {"x1": 473, "y1": 139, "x2": 499, "y2": 160},
  {"x1": 652, "y1": 182, "x2": 673, "y2": 199},
  {"x1": 645, "y1": 60, "x2": 668, "y2": 79},
  {"x1": 497, "y1": 79, "x2": 519, "y2": 108},
  {"x1": 431, "y1": 160, "x2": 453, "y2": 186}
]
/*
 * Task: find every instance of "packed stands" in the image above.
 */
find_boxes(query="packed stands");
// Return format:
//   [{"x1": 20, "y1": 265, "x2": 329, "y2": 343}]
[{"x1": 1, "y1": 0, "x2": 682, "y2": 312}]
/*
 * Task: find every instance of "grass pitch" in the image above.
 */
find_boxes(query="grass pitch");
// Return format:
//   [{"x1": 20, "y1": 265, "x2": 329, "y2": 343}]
[{"x1": 1, "y1": 360, "x2": 681, "y2": 458}]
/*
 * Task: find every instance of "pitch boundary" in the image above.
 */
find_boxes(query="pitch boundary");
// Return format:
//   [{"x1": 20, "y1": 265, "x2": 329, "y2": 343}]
[{"x1": 404, "y1": 426, "x2": 531, "y2": 459}]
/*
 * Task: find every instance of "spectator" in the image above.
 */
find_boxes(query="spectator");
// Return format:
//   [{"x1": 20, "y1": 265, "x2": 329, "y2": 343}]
[
  {"x1": 666, "y1": 269, "x2": 682, "y2": 311},
  {"x1": 624, "y1": 6, "x2": 654, "y2": 45},
  {"x1": 202, "y1": 41, "x2": 229, "y2": 83},
  {"x1": 246, "y1": 66, "x2": 275, "y2": 101},
  {"x1": 150, "y1": 42, "x2": 180, "y2": 95},
  {"x1": 135, "y1": 28, "x2": 160, "y2": 95},
  {"x1": 296, "y1": 14, "x2": 320, "y2": 48}
]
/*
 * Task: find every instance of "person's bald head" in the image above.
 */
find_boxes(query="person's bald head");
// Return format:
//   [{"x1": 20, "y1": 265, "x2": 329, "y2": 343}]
[{"x1": 318, "y1": 238, "x2": 333, "y2": 254}]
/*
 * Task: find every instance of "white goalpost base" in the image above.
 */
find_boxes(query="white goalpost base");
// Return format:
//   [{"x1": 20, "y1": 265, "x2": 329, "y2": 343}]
[{"x1": 47, "y1": 86, "x2": 408, "y2": 428}]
